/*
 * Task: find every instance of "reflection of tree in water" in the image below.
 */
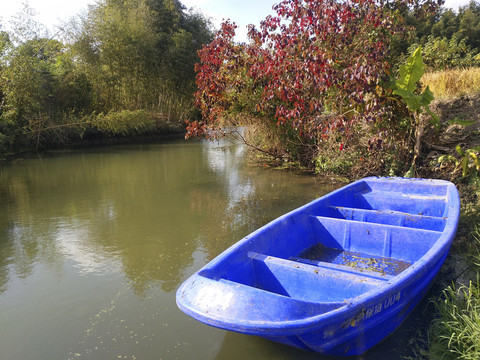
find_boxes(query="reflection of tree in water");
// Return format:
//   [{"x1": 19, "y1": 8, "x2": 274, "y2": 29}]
[
  {"x1": 0, "y1": 221, "x2": 13, "y2": 294},
  {"x1": 0, "y1": 141, "x2": 337, "y2": 299},
  {"x1": 197, "y1": 139, "x2": 338, "y2": 262},
  {"x1": 0, "y1": 145, "x2": 207, "y2": 296},
  {"x1": 0, "y1": 174, "x2": 70, "y2": 294}
]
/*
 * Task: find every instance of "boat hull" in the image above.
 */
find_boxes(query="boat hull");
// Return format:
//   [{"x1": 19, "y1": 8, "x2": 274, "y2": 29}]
[
  {"x1": 176, "y1": 177, "x2": 460, "y2": 355},
  {"x1": 287, "y1": 249, "x2": 448, "y2": 355}
]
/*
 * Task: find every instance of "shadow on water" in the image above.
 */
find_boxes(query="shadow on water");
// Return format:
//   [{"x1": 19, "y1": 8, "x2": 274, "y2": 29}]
[{"x1": 215, "y1": 286, "x2": 436, "y2": 360}]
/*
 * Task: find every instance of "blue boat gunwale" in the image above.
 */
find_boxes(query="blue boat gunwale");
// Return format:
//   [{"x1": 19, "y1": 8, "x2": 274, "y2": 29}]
[{"x1": 177, "y1": 177, "x2": 460, "y2": 336}]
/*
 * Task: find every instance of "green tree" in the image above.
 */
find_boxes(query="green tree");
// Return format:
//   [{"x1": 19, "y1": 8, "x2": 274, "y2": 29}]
[
  {"x1": 51, "y1": 51, "x2": 93, "y2": 115},
  {"x1": 0, "y1": 37, "x2": 76, "y2": 146},
  {"x1": 412, "y1": 34, "x2": 480, "y2": 69},
  {"x1": 71, "y1": 0, "x2": 159, "y2": 110},
  {"x1": 0, "y1": 25, "x2": 12, "y2": 147},
  {"x1": 70, "y1": 0, "x2": 212, "y2": 119},
  {"x1": 0, "y1": 0, "x2": 212, "y2": 153},
  {"x1": 457, "y1": 1, "x2": 480, "y2": 50},
  {"x1": 432, "y1": 9, "x2": 460, "y2": 40},
  {"x1": 430, "y1": 1, "x2": 480, "y2": 55},
  {"x1": 399, "y1": 1, "x2": 480, "y2": 70}
]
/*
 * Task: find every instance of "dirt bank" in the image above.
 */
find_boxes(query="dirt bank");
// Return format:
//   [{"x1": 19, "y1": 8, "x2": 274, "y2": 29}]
[{"x1": 421, "y1": 93, "x2": 480, "y2": 179}]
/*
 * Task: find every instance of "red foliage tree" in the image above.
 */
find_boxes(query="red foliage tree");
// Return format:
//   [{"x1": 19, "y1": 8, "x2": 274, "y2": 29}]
[
  {"x1": 186, "y1": 21, "x2": 243, "y2": 138},
  {"x1": 188, "y1": 0, "x2": 440, "y2": 146}
]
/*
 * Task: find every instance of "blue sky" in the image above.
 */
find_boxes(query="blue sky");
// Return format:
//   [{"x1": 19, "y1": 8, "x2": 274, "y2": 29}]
[{"x1": 1, "y1": 0, "x2": 473, "y2": 42}]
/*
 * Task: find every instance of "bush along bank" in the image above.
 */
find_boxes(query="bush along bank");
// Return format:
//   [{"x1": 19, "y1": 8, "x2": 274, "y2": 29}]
[{"x1": 3, "y1": 110, "x2": 185, "y2": 156}]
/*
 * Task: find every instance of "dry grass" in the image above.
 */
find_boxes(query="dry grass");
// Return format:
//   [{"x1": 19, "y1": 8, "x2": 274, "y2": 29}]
[{"x1": 422, "y1": 68, "x2": 480, "y2": 99}]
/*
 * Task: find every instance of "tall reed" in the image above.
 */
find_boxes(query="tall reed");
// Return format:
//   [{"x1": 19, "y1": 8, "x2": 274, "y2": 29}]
[{"x1": 422, "y1": 68, "x2": 480, "y2": 99}]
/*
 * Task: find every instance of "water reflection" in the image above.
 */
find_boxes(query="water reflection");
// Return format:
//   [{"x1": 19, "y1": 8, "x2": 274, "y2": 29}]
[
  {"x1": 205, "y1": 141, "x2": 254, "y2": 212},
  {"x1": 0, "y1": 143, "x2": 220, "y2": 296},
  {"x1": 55, "y1": 218, "x2": 123, "y2": 276}
]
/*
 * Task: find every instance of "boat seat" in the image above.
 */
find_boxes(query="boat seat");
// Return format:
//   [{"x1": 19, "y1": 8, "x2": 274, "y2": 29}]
[
  {"x1": 327, "y1": 206, "x2": 446, "y2": 232},
  {"x1": 185, "y1": 273, "x2": 346, "y2": 326},
  {"x1": 309, "y1": 216, "x2": 442, "y2": 263},
  {"x1": 351, "y1": 190, "x2": 447, "y2": 217},
  {"x1": 247, "y1": 252, "x2": 387, "y2": 303}
]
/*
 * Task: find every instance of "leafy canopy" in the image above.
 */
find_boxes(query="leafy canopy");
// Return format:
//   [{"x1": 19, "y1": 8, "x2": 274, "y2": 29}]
[{"x1": 188, "y1": 0, "x2": 440, "y2": 143}]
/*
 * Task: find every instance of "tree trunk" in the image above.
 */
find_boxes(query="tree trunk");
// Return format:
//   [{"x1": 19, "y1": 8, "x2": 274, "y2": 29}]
[{"x1": 410, "y1": 113, "x2": 426, "y2": 177}]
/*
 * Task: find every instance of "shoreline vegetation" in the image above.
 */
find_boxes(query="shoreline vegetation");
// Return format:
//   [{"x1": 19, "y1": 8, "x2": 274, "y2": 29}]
[
  {"x1": 2, "y1": 0, "x2": 480, "y2": 358},
  {"x1": 0, "y1": 110, "x2": 186, "y2": 160},
  {"x1": 0, "y1": 0, "x2": 213, "y2": 156}
]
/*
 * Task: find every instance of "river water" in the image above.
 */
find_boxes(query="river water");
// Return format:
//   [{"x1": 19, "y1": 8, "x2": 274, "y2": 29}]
[{"x1": 0, "y1": 138, "x2": 431, "y2": 359}]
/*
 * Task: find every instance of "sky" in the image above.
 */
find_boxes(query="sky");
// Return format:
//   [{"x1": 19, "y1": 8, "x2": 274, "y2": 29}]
[{"x1": 0, "y1": 0, "x2": 474, "y2": 43}]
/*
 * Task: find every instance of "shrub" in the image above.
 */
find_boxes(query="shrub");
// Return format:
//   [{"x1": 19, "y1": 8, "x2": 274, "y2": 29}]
[{"x1": 88, "y1": 110, "x2": 178, "y2": 136}]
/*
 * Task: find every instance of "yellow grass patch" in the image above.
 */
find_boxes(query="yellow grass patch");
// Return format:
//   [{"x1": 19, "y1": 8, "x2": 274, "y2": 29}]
[{"x1": 422, "y1": 67, "x2": 480, "y2": 99}]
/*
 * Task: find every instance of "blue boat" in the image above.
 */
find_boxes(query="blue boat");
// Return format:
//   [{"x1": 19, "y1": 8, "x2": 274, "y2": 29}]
[{"x1": 176, "y1": 177, "x2": 460, "y2": 355}]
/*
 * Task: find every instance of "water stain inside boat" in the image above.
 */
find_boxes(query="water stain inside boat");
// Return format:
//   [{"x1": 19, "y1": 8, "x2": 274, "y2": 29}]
[{"x1": 297, "y1": 244, "x2": 411, "y2": 276}]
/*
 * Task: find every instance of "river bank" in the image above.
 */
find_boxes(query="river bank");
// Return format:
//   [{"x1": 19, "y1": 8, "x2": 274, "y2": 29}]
[
  {"x1": 387, "y1": 93, "x2": 480, "y2": 359},
  {"x1": 0, "y1": 110, "x2": 186, "y2": 161}
]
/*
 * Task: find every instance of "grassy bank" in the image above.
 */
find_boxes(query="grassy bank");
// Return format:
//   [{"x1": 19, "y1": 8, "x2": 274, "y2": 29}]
[
  {"x1": 429, "y1": 276, "x2": 480, "y2": 359},
  {"x1": 86, "y1": 110, "x2": 184, "y2": 137},
  {"x1": 3, "y1": 110, "x2": 185, "y2": 157},
  {"x1": 427, "y1": 221, "x2": 480, "y2": 360}
]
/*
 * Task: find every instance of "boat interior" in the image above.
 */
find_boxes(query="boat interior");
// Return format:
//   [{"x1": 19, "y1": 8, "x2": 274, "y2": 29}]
[{"x1": 199, "y1": 180, "x2": 451, "y2": 304}]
